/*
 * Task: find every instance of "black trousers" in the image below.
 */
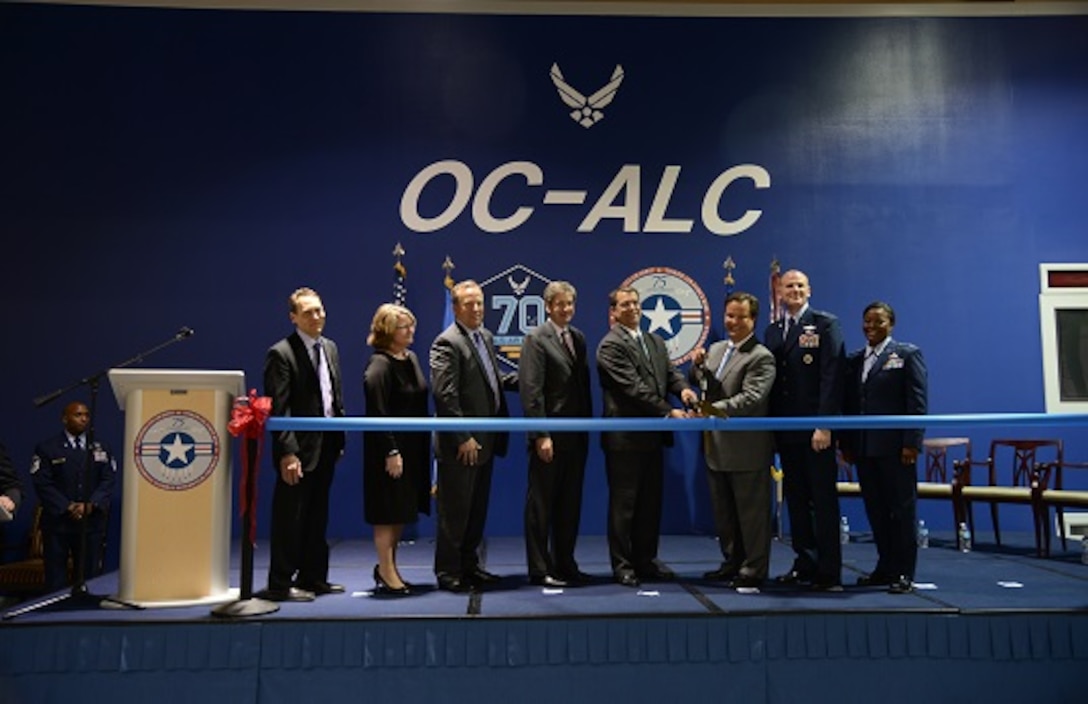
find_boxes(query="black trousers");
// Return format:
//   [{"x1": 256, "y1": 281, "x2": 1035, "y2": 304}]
[
  {"x1": 604, "y1": 448, "x2": 664, "y2": 576},
  {"x1": 524, "y1": 435, "x2": 588, "y2": 578},
  {"x1": 267, "y1": 442, "x2": 338, "y2": 591},
  {"x1": 778, "y1": 441, "x2": 842, "y2": 581},
  {"x1": 43, "y1": 525, "x2": 104, "y2": 592},
  {"x1": 434, "y1": 458, "x2": 494, "y2": 577},
  {"x1": 856, "y1": 455, "x2": 919, "y2": 580}
]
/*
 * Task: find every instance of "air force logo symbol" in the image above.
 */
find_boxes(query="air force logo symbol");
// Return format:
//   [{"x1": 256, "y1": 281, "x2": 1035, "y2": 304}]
[
  {"x1": 480, "y1": 263, "x2": 553, "y2": 370},
  {"x1": 134, "y1": 410, "x2": 221, "y2": 491},
  {"x1": 621, "y1": 266, "x2": 711, "y2": 365},
  {"x1": 550, "y1": 63, "x2": 625, "y2": 128}
]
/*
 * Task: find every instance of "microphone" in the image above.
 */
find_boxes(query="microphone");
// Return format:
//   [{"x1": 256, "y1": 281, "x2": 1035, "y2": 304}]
[
  {"x1": 33, "y1": 389, "x2": 64, "y2": 408},
  {"x1": 177, "y1": 326, "x2": 195, "y2": 339}
]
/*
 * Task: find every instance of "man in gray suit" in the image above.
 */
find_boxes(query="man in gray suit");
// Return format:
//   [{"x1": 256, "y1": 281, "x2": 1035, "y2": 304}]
[
  {"x1": 519, "y1": 281, "x2": 593, "y2": 587},
  {"x1": 430, "y1": 279, "x2": 516, "y2": 593},
  {"x1": 691, "y1": 292, "x2": 776, "y2": 590},
  {"x1": 597, "y1": 286, "x2": 697, "y2": 588}
]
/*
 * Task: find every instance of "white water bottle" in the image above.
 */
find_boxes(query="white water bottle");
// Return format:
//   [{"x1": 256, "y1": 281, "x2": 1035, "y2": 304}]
[
  {"x1": 958, "y1": 522, "x2": 972, "y2": 553},
  {"x1": 917, "y1": 520, "x2": 929, "y2": 549},
  {"x1": 840, "y1": 515, "x2": 850, "y2": 545}
]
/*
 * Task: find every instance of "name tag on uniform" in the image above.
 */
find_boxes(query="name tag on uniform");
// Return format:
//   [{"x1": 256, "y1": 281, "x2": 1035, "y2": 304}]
[
  {"x1": 94, "y1": 450, "x2": 108, "y2": 463},
  {"x1": 51, "y1": 457, "x2": 66, "y2": 465}
]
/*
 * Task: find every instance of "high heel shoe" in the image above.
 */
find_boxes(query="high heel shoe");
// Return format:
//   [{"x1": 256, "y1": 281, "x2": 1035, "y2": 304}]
[{"x1": 374, "y1": 565, "x2": 410, "y2": 596}]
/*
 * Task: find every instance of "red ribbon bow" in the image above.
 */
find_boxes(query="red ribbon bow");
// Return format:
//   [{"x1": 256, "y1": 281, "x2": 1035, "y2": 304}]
[{"x1": 229, "y1": 389, "x2": 271, "y2": 542}]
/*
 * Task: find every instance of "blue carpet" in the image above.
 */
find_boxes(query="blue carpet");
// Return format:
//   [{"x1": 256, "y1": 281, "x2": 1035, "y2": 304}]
[{"x1": 3, "y1": 531, "x2": 1085, "y2": 623}]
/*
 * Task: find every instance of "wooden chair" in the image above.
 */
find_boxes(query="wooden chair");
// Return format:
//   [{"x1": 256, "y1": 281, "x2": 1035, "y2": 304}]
[
  {"x1": 0, "y1": 506, "x2": 46, "y2": 598},
  {"x1": 1035, "y1": 458, "x2": 1088, "y2": 555},
  {"x1": 960, "y1": 439, "x2": 1063, "y2": 549},
  {"x1": 922, "y1": 437, "x2": 971, "y2": 483},
  {"x1": 916, "y1": 437, "x2": 972, "y2": 537},
  {"x1": 0, "y1": 504, "x2": 110, "y2": 600}
]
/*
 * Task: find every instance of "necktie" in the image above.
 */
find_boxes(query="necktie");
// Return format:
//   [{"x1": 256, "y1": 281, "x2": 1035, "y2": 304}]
[
  {"x1": 862, "y1": 348, "x2": 878, "y2": 382},
  {"x1": 473, "y1": 331, "x2": 501, "y2": 410},
  {"x1": 72, "y1": 436, "x2": 82, "y2": 451},
  {"x1": 785, "y1": 316, "x2": 796, "y2": 337},
  {"x1": 560, "y1": 329, "x2": 575, "y2": 359},
  {"x1": 637, "y1": 332, "x2": 650, "y2": 359},
  {"x1": 714, "y1": 342, "x2": 736, "y2": 379},
  {"x1": 313, "y1": 340, "x2": 334, "y2": 417}
]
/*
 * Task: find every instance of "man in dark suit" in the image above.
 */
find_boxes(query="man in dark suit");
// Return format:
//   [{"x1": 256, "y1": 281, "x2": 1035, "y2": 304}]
[
  {"x1": 597, "y1": 286, "x2": 697, "y2": 588},
  {"x1": 764, "y1": 269, "x2": 846, "y2": 591},
  {"x1": 519, "y1": 280, "x2": 593, "y2": 588},
  {"x1": 840, "y1": 301, "x2": 928, "y2": 594},
  {"x1": 690, "y1": 292, "x2": 776, "y2": 590},
  {"x1": 430, "y1": 279, "x2": 517, "y2": 593},
  {"x1": 30, "y1": 401, "x2": 116, "y2": 592},
  {"x1": 261, "y1": 286, "x2": 347, "y2": 602}
]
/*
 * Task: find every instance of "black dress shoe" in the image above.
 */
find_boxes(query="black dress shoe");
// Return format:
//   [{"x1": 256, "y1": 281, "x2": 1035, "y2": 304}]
[
  {"x1": 299, "y1": 581, "x2": 346, "y2": 595},
  {"x1": 808, "y1": 576, "x2": 844, "y2": 592},
  {"x1": 887, "y1": 577, "x2": 914, "y2": 594},
  {"x1": 559, "y1": 570, "x2": 593, "y2": 585},
  {"x1": 704, "y1": 564, "x2": 741, "y2": 581},
  {"x1": 373, "y1": 566, "x2": 410, "y2": 596},
  {"x1": 774, "y1": 569, "x2": 813, "y2": 586},
  {"x1": 468, "y1": 567, "x2": 501, "y2": 585},
  {"x1": 855, "y1": 572, "x2": 896, "y2": 587},
  {"x1": 260, "y1": 586, "x2": 315, "y2": 602},
  {"x1": 729, "y1": 575, "x2": 764, "y2": 590},
  {"x1": 616, "y1": 572, "x2": 641, "y2": 588},
  {"x1": 529, "y1": 574, "x2": 569, "y2": 588},
  {"x1": 636, "y1": 566, "x2": 675, "y2": 581},
  {"x1": 437, "y1": 574, "x2": 472, "y2": 593}
]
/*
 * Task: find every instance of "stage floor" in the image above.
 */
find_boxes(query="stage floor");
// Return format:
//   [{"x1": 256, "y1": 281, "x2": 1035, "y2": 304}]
[{"x1": 4, "y1": 530, "x2": 1086, "y2": 624}]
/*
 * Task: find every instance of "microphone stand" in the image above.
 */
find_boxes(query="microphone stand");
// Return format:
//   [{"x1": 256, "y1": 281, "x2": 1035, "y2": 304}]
[{"x1": 4, "y1": 327, "x2": 194, "y2": 620}]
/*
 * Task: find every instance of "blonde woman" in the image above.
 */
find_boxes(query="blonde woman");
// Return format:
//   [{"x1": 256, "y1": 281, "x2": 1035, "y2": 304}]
[{"x1": 363, "y1": 303, "x2": 430, "y2": 595}]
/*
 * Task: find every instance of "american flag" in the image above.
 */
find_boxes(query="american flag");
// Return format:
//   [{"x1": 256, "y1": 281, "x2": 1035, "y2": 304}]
[
  {"x1": 393, "y1": 242, "x2": 407, "y2": 306},
  {"x1": 768, "y1": 256, "x2": 783, "y2": 323},
  {"x1": 441, "y1": 255, "x2": 455, "y2": 330}
]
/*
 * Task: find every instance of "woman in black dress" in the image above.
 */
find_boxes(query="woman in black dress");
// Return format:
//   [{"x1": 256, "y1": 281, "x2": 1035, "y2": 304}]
[{"x1": 364, "y1": 303, "x2": 430, "y2": 595}]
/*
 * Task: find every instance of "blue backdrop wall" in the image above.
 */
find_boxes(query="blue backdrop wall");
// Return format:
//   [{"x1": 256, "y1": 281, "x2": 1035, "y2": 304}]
[{"x1": 2, "y1": 2, "x2": 1087, "y2": 562}]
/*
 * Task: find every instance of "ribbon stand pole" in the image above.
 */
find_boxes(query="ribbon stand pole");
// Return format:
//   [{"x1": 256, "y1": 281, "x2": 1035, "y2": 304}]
[{"x1": 212, "y1": 391, "x2": 277, "y2": 618}]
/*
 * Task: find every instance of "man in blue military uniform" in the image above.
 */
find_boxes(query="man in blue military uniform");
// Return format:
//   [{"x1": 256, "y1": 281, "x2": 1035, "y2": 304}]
[
  {"x1": 30, "y1": 401, "x2": 117, "y2": 592},
  {"x1": 764, "y1": 269, "x2": 846, "y2": 591}
]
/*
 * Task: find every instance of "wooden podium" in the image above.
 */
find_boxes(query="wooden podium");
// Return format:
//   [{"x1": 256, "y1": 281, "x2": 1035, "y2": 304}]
[{"x1": 108, "y1": 369, "x2": 244, "y2": 607}]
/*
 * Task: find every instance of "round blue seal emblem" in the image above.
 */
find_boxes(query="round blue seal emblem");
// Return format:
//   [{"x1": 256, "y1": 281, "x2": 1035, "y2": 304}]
[
  {"x1": 620, "y1": 266, "x2": 711, "y2": 365},
  {"x1": 134, "y1": 410, "x2": 221, "y2": 491}
]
